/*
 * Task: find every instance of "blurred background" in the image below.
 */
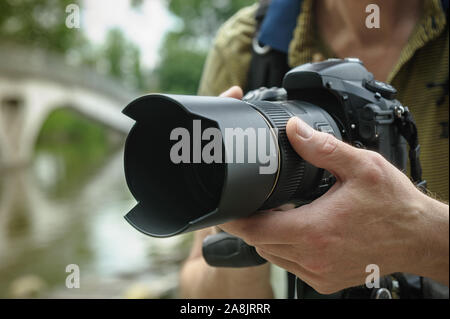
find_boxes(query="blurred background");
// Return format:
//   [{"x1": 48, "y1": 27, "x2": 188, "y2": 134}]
[{"x1": 0, "y1": 0, "x2": 250, "y2": 298}]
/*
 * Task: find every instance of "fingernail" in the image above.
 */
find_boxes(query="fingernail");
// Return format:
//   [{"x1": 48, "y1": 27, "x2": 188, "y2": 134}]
[
  {"x1": 219, "y1": 87, "x2": 233, "y2": 97},
  {"x1": 294, "y1": 117, "x2": 313, "y2": 139}
]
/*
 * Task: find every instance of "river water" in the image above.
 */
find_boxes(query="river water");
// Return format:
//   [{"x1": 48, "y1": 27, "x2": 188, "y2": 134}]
[{"x1": 0, "y1": 146, "x2": 192, "y2": 298}]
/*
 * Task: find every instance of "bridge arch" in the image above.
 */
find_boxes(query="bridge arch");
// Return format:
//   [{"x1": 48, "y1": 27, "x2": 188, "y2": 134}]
[{"x1": 0, "y1": 45, "x2": 137, "y2": 168}]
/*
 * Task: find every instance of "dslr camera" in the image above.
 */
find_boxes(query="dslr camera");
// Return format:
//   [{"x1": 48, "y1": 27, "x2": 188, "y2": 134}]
[{"x1": 122, "y1": 58, "x2": 423, "y2": 266}]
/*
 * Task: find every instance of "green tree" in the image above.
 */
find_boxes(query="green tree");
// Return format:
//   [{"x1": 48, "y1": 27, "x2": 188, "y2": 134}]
[
  {"x1": 167, "y1": 0, "x2": 251, "y2": 43},
  {"x1": 156, "y1": 0, "x2": 250, "y2": 94},
  {"x1": 0, "y1": 0, "x2": 85, "y2": 53},
  {"x1": 156, "y1": 33, "x2": 206, "y2": 94},
  {"x1": 101, "y1": 28, "x2": 147, "y2": 91},
  {"x1": 0, "y1": 0, "x2": 147, "y2": 91}
]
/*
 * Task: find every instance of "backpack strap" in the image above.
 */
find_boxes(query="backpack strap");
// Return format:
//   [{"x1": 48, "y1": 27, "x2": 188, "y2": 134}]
[
  {"x1": 258, "y1": 0, "x2": 303, "y2": 53},
  {"x1": 245, "y1": 0, "x2": 302, "y2": 92},
  {"x1": 246, "y1": 49, "x2": 291, "y2": 92}
]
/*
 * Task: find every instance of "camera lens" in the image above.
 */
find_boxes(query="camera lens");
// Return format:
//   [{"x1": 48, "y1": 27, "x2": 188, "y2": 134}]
[
  {"x1": 247, "y1": 100, "x2": 342, "y2": 207},
  {"x1": 123, "y1": 94, "x2": 341, "y2": 237},
  {"x1": 123, "y1": 94, "x2": 276, "y2": 237},
  {"x1": 183, "y1": 161, "x2": 224, "y2": 213}
]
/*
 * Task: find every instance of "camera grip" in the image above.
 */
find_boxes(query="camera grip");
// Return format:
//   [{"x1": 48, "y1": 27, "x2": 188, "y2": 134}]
[{"x1": 202, "y1": 232, "x2": 267, "y2": 267}]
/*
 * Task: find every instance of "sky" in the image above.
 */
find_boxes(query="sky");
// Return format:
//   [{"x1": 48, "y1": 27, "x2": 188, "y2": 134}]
[{"x1": 82, "y1": 0, "x2": 178, "y2": 69}]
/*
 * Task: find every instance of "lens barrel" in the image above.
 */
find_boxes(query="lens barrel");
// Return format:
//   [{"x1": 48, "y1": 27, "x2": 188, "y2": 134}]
[
  {"x1": 248, "y1": 100, "x2": 342, "y2": 208},
  {"x1": 123, "y1": 94, "x2": 341, "y2": 237}
]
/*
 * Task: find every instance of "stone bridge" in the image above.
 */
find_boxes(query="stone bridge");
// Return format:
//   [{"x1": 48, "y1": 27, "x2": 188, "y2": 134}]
[{"x1": 0, "y1": 45, "x2": 137, "y2": 167}]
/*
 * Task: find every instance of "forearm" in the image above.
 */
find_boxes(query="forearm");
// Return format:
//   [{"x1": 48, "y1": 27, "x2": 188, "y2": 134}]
[
  {"x1": 410, "y1": 194, "x2": 449, "y2": 286},
  {"x1": 179, "y1": 257, "x2": 273, "y2": 298}
]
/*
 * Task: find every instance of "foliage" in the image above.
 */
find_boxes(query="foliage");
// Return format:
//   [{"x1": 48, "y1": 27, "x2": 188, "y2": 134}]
[
  {"x1": 155, "y1": 33, "x2": 206, "y2": 94},
  {"x1": 0, "y1": 0, "x2": 85, "y2": 53},
  {"x1": 168, "y1": 0, "x2": 251, "y2": 43},
  {"x1": 0, "y1": 0, "x2": 252, "y2": 93},
  {"x1": 156, "y1": 0, "x2": 251, "y2": 94},
  {"x1": 0, "y1": 0, "x2": 147, "y2": 91},
  {"x1": 100, "y1": 28, "x2": 147, "y2": 91}
]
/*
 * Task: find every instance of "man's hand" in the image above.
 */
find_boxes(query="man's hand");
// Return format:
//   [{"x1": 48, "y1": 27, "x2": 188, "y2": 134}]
[
  {"x1": 219, "y1": 86, "x2": 244, "y2": 99},
  {"x1": 220, "y1": 116, "x2": 449, "y2": 294}
]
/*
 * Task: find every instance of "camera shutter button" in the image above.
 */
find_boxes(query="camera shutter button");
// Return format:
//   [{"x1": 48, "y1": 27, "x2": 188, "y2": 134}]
[{"x1": 364, "y1": 79, "x2": 397, "y2": 100}]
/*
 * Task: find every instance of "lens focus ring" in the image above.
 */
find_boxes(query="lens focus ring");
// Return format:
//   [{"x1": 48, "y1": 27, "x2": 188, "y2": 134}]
[{"x1": 249, "y1": 101, "x2": 306, "y2": 209}]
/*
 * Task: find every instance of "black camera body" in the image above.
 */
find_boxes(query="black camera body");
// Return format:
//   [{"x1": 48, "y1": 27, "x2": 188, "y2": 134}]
[
  {"x1": 122, "y1": 58, "x2": 420, "y2": 240},
  {"x1": 240, "y1": 58, "x2": 407, "y2": 208}
]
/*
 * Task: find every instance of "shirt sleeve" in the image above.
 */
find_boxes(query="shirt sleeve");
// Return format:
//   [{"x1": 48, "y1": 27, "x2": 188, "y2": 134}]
[{"x1": 197, "y1": 3, "x2": 258, "y2": 96}]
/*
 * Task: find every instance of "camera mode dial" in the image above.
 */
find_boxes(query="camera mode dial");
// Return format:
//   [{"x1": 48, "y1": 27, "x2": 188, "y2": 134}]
[{"x1": 364, "y1": 79, "x2": 397, "y2": 100}]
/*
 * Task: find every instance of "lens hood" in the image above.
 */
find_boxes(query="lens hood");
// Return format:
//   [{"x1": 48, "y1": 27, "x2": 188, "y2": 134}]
[{"x1": 123, "y1": 94, "x2": 278, "y2": 237}]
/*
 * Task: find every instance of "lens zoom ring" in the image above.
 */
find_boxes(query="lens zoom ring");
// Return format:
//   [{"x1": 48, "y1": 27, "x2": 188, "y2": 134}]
[{"x1": 250, "y1": 102, "x2": 305, "y2": 208}]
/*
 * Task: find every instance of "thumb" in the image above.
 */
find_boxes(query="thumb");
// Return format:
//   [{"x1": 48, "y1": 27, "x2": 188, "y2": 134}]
[
  {"x1": 286, "y1": 116, "x2": 360, "y2": 181},
  {"x1": 219, "y1": 86, "x2": 243, "y2": 99}
]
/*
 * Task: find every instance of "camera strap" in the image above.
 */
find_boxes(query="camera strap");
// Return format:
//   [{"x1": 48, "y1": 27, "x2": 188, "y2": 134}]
[{"x1": 394, "y1": 106, "x2": 427, "y2": 190}]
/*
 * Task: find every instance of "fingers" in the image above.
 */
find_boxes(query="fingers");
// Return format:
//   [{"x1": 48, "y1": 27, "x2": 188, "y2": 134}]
[
  {"x1": 255, "y1": 247, "x2": 320, "y2": 287},
  {"x1": 219, "y1": 86, "x2": 243, "y2": 99},
  {"x1": 256, "y1": 243, "x2": 306, "y2": 264},
  {"x1": 286, "y1": 116, "x2": 361, "y2": 181},
  {"x1": 219, "y1": 207, "x2": 311, "y2": 245},
  {"x1": 260, "y1": 203, "x2": 296, "y2": 213}
]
